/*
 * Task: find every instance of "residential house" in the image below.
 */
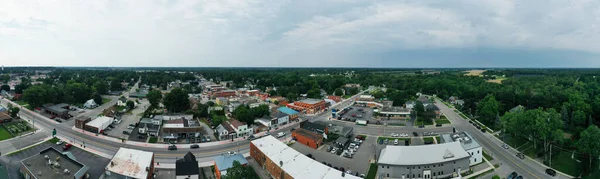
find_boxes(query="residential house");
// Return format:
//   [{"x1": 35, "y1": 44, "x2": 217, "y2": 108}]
[
  {"x1": 228, "y1": 101, "x2": 242, "y2": 113},
  {"x1": 162, "y1": 119, "x2": 203, "y2": 141},
  {"x1": 176, "y1": 152, "x2": 200, "y2": 179},
  {"x1": 215, "y1": 123, "x2": 235, "y2": 140},
  {"x1": 83, "y1": 99, "x2": 98, "y2": 109},
  {"x1": 229, "y1": 119, "x2": 253, "y2": 138},
  {"x1": 404, "y1": 101, "x2": 416, "y2": 110},
  {"x1": 417, "y1": 96, "x2": 432, "y2": 106},
  {"x1": 277, "y1": 107, "x2": 299, "y2": 121},
  {"x1": 271, "y1": 112, "x2": 289, "y2": 128},
  {"x1": 426, "y1": 105, "x2": 442, "y2": 119},
  {"x1": 117, "y1": 96, "x2": 127, "y2": 107},
  {"x1": 139, "y1": 118, "x2": 162, "y2": 136},
  {"x1": 213, "y1": 154, "x2": 248, "y2": 179}
]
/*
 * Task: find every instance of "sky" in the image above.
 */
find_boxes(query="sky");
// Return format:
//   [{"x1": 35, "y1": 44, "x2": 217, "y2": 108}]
[{"x1": 1, "y1": 0, "x2": 600, "y2": 68}]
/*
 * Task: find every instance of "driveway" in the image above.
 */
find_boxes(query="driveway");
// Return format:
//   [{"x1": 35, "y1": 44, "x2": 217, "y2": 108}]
[{"x1": 107, "y1": 99, "x2": 149, "y2": 139}]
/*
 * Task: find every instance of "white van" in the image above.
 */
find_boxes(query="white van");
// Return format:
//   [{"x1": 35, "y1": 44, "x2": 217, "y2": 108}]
[{"x1": 277, "y1": 132, "x2": 285, "y2": 138}]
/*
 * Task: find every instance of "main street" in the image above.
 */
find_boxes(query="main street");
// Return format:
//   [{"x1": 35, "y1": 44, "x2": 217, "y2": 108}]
[{"x1": 434, "y1": 98, "x2": 569, "y2": 179}]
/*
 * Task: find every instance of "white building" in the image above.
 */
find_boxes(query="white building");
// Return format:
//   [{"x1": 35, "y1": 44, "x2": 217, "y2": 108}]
[
  {"x1": 440, "y1": 131, "x2": 483, "y2": 166},
  {"x1": 83, "y1": 99, "x2": 98, "y2": 109},
  {"x1": 85, "y1": 116, "x2": 114, "y2": 133},
  {"x1": 228, "y1": 119, "x2": 253, "y2": 137},
  {"x1": 105, "y1": 148, "x2": 154, "y2": 179}
]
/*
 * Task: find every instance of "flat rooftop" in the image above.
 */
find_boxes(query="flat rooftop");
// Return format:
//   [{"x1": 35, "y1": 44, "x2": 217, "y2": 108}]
[
  {"x1": 251, "y1": 136, "x2": 361, "y2": 179},
  {"x1": 21, "y1": 147, "x2": 88, "y2": 179},
  {"x1": 298, "y1": 98, "x2": 323, "y2": 105},
  {"x1": 85, "y1": 116, "x2": 113, "y2": 128},
  {"x1": 440, "y1": 131, "x2": 482, "y2": 151},
  {"x1": 293, "y1": 128, "x2": 322, "y2": 141},
  {"x1": 105, "y1": 148, "x2": 153, "y2": 179},
  {"x1": 378, "y1": 142, "x2": 470, "y2": 166}
]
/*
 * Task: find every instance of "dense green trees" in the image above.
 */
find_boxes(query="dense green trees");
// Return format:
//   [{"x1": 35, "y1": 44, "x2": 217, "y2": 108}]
[
  {"x1": 9, "y1": 107, "x2": 20, "y2": 118},
  {"x1": 163, "y1": 88, "x2": 189, "y2": 113},
  {"x1": 577, "y1": 125, "x2": 600, "y2": 172},
  {"x1": 0, "y1": 84, "x2": 9, "y2": 91},
  {"x1": 146, "y1": 90, "x2": 163, "y2": 107},
  {"x1": 221, "y1": 161, "x2": 260, "y2": 179},
  {"x1": 334, "y1": 88, "x2": 344, "y2": 96},
  {"x1": 93, "y1": 81, "x2": 109, "y2": 95},
  {"x1": 233, "y1": 104, "x2": 271, "y2": 125},
  {"x1": 477, "y1": 94, "x2": 500, "y2": 128},
  {"x1": 126, "y1": 100, "x2": 135, "y2": 110}
]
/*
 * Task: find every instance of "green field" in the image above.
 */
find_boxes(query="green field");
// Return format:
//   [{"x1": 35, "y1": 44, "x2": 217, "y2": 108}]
[
  {"x1": 365, "y1": 163, "x2": 378, "y2": 179},
  {"x1": 0, "y1": 126, "x2": 13, "y2": 141},
  {"x1": 550, "y1": 151, "x2": 583, "y2": 176},
  {"x1": 415, "y1": 118, "x2": 434, "y2": 125},
  {"x1": 3, "y1": 121, "x2": 33, "y2": 135},
  {"x1": 435, "y1": 119, "x2": 451, "y2": 125}
]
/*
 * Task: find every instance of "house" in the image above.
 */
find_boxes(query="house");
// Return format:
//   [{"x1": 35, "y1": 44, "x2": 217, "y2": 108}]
[
  {"x1": 43, "y1": 103, "x2": 71, "y2": 119},
  {"x1": 272, "y1": 112, "x2": 289, "y2": 128},
  {"x1": 509, "y1": 105, "x2": 525, "y2": 113},
  {"x1": 277, "y1": 107, "x2": 299, "y2": 121},
  {"x1": 216, "y1": 97, "x2": 227, "y2": 106},
  {"x1": 300, "y1": 121, "x2": 328, "y2": 138},
  {"x1": 417, "y1": 96, "x2": 432, "y2": 106},
  {"x1": 292, "y1": 128, "x2": 323, "y2": 149},
  {"x1": 161, "y1": 119, "x2": 203, "y2": 141},
  {"x1": 213, "y1": 154, "x2": 248, "y2": 179},
  {"x1": 139, "y1": 118, "x2": 162, "y2": 136},
  {"x1": 213, "y1": 90, "x2": 236, "y2": 98},
  {"x1": 426, "y1": 105, "x2": 442, "y2": 119},
  {"x1": 246, "y1": 90, "x2": 260, "y2": 96},
  {"x1": 228, "y1": 101, "x2": 242, "y2": 113},
  {"x1": 215, "y1": 123, "x2": 235, "y2": 140},
  {"x1": 83, "y1": 99, "x2": 98, "y2": 109},
  {"x1": 20, "y1": 147, "x2": 89, "y2": 179},
  {"x1": 0, "y1": 112, "x2": 12, "y2": 123},
  {"x1": 286, "y1": 98, "x2": 327, "y2": 114},
  {"x1": 377, "y1": 142, "x2": 470, "y2": 179},
  {"x1": 104, "y1": 148, "x2": 154, "y2": 179},
  {"x1": 327, "y1": 96, "x2": 342, "y2": 102},
  {"x1": 117, "y1": 96, "x2": 127, "y2": 107},
  {"x1": 176, "y1": 152, "x2": 199, "y2": 179},
  {"x1": 249, "y1": 136, "x2": 361, "y2": 179},
  {"x1": 229, "y1": 119, "x2": 253, "y2": 138},
  {"x1": 0, "y1": 105, "x2": 7, "y2": 113},
  {"x1": 404, "y1": 101, "x2": 416, "y2": 110},
  {"x1": 329, "y1": 125, "x2": 354, "y2": 138},
  {"x1": 440, "y1": 131, "x2": 483, "y2": 166},
  {"x1": 449, "y1": 96, "x2": 465, "y2": 106}
]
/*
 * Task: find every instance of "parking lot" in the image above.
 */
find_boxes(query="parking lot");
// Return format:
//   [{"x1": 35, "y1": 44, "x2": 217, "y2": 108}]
[
  {"x1": 290, "y1": 135, "x2": 375, "y2": 176},
  {"x1": 107, "y1": 99, "x2": 149, "y2": 139},
  {"x1": 338, "y1": 105, "x2": 375, "y2": 123}
]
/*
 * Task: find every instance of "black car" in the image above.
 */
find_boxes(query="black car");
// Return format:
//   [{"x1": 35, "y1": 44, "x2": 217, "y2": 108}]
[
  {"x1": 516, "y1": 153, "x2": 525, "y2": 159},
  {"x1": 435, "y1": 124, "x2": 442, "y2": 127},
  {"x1": 122, "y1": 130, "x2": 130, "y2": 135},
  {"x1": 327, "y1": 146, "x2": 334, "y2": 152},
  {"x1": 508, "y1": 172, "x2": 518, "y2": 179},
  {"x1": 545, "y1": 168, "x2": 556, "y2": 176},
  {"x1": 55, "y1": 119, "x2": 62, "y2": 123},
  {"x1": 413, "y1": 132, "x2": 419, "y2": 136},
  {"x1": 306, "y1": 154, "x2": 313, "y2": 159},
  {"x1": 419, "y1": 125, "x2": 425, "y2": 128},
  {"x1": 168, "y1": 145, "x2": 177, "y2": 150},
  {"x1": 515, "y1": 176, "x2": 523, "y2": 179},
  {"x1": 481, "y1": 128, "x2": 486, "y2": 133},
  {"x1": 190, "y1": 144, "x2": 199, "y2": 149},
  {"x1": 336, "y1": 149, "x2": 343, "y2": 155}
]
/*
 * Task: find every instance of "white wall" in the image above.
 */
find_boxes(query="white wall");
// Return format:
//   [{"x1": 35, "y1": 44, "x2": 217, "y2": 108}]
[{"x1": 467, "y1": 147, "x2": 483, "y2": 166}]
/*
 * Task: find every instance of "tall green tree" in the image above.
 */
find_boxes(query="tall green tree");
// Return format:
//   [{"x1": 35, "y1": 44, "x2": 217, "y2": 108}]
[
  {"x1": 253, "y1": 104, "x2": 271, "y2": 118},
  {"x1": 93, "y1": 94, "x2": 103, "y2": 105},
  {"x1": 477, "y1": 94, "x2": 500, "y2": 127},
  {"x1": 222, "y1": 161, "x2": 260, "y2": 179},
  {"x1": 126, "y1": 100, "x2": 135, "y2": 110},
  {"x1": 414, "y1": 101, "x2": 425, "y2": 118},
  {"x1": 577, "y1": 125, "x2": 600, "y2": 172},
  {"x1": 93, "y1": 81, "x2": 109, "y2": 95},
  {"x1": 334, "y1": 88, "x2": 344, "y2": 96},
  {"x1": 146, "y1": 90, "x2": 163, "y2": 107},
  {"x1": 0, "y1": 84, "x2": 9, "y2": 92},
  {"x1": 163, "y1": 88, "x2": 190, "y2": 113},
  {"x1": 9, "y1": 107, "x2": 20, "y2": 118},
  {"x1": 234, "y1": 105, "x2": 255, "y2": 124},
  {"x1": 372, "y1": 90, "x2": 384, "y2": 99}
]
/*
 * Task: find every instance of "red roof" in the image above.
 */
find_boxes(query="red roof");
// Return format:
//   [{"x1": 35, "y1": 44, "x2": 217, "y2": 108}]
[{"x1": 229, "y1": 119, "x2": 246, "y2": 128}]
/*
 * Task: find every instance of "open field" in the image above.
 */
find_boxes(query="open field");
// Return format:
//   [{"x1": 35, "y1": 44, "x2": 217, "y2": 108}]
[
  {"x1": 487, "y1": 76, "x2": 508, "y2": 84},
  {"x1": 464, "y1": 70, "x2": 486, "y2": 76}
]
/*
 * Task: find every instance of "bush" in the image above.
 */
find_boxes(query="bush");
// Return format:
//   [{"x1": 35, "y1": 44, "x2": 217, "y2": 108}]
[
  {"x1": 148, "y1": 137, "x2": 158, "y2": 143},
  {"x1": 492, "y1": 175, "x2": 500, "y2": 179}
]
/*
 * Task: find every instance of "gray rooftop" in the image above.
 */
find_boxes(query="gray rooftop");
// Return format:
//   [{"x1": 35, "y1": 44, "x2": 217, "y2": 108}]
[
  {"x1": 378, "y1": 142, "x2": 470, "y2": 166},
  {"x1": 273, "y1": 112, "x2": 288, "y2": 118},
  {"x1": 20, "y1": 147, "x2": 89, "y2": 179},
  {"x1": 299, "y1": 98, "x2": 323, "y2": 105},
  {"x1": 440, "y1": 131, "x2": 481, "y2": 151}
]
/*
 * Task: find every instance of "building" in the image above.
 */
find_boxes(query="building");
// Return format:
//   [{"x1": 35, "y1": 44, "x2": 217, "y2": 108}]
[
  {"x1": 271, "y1": 112, "x2": 289, "y2": 128},
  {"x1": 286, "y1": 99, "x2": 327, "y2": 114},
  {"x1": 104, "y1": 148, "x2": 154, "y2": 179},
  {"x1": 229, "y1": 119, "x2": 253, "y2": 137},
  {"x1": 329, "y1": 125, "x2": 354, "y2": 138},
  {"x1": 250, "y1": 136, "x2": 361, "y2": 179},
  {"x1": 0, "y1": 112, "x2": 11, "y2": 123},
  {"x1": 405, "y1": 101, "x2": 416, "y2": 110},
  {"x1": 176, "y1": 152, "x2": 199, "y2": 179},
  {"x1": 334, "y1": 137, "x2": 350, "y2": 148},
  {"x1": 379, "y1": 106, "x2": 411, "y2": 119},
  {"x1": 83, "y1": 99, "x2": 98, "y2": 109},
  {"x1": 84, "y1": 116, "x2": 114, "y2": 133},
  {"x1": 247, "y1": 89, "x2": 260, "y2": 96},
  {"x1": 117, "y1": 97, "x2": 127, "y2": 107},
  {"x1": 213, "y1": 154, "x2": 248, "y2": 179},
  {"x1": 291, "y1": 128, "x2": 323, "y2": 149},
  {"x1": 20, "y1": 147, "x2": 89, "y2": 179},
  {"x1": 216, "y1": 97, "x2": 228, "y2": 106},
  {"x1": 300, "y1": 121, "x2": 328, "y2": 138},
  {"x1": 377, "y1": 142, "x2": 470, "y2": 179},
  {"x1": 43, "y1": 103, "x2": 71, "y2": 119},
  {"x1": 417, "y1": 96, "x2": 432, "y2": 106},
  {"x1": 154, "y1": 114, "x2": 194, "y2": 121},
  {"x1": 0, "y1": 105, "x2": 7, "y2": 113},
  {"x1": 426, "y1": 105, "x2": 442, "y2": 119},
  {"x1": 74, "y1": 116, "x2": 91, "y2": 129},
  {"x1": 213, "y1": 90, "x2": 237, "y2": 98},
  {"x1": 327, "y1": 96, "x2": 342, "y2": 102},
  {"x1": 161, "y1": 119, "x2": 203, "y2": 141},
  {"x1": 278, "y1": 107, "x2": 299, "y2": 121},
  {"x1": 440, "y1": 132, "x2": 483, "y2": 166},
  {"x1": 128, "y1": 92, "x2": 147, "y2": 98},
  {"x1": 139, "y1": 118, "x2": 162, "y2": 136},
  {"x1": 215, "y1": 122, "x2": 236, "y2": 141},
  {"x1": 357, "y1": 95, "x2": 375, "y2": 101},
  {"x1": 228, "y1": 101, "x2": 242, "y2": 113}
]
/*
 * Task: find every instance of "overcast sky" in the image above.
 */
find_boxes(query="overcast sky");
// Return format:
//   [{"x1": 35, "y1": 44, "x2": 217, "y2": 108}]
[{"x1": 1, "y1": 0, "x2": 600, "y2": 68}]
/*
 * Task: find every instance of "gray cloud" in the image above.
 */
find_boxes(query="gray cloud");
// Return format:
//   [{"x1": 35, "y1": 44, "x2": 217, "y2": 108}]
[{"x1": 0, "y1": 0, "x2": 599, "y2": 67}]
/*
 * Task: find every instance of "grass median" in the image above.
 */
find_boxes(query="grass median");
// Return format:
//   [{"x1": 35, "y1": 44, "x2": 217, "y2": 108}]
[{"x1": 365, "y1": 163, "x2": 378, "y2": 179}]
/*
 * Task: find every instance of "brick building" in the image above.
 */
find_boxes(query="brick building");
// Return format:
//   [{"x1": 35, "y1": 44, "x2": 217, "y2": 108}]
[
  {"x1": 286, "y1": 98, "x2": 326, "y2": 114},
  {"x1": 75, "y1": 116, "x2": 91, "y2": 129},
  {"x1": 327, "y1": 96, "x2": 342, "y2": 102},
  {"x1": 213, "y1": 90, "x2": 237, "y2": 98},
  {"x1": 291, "y1": 128, "x2": 323, "y2": 149}
]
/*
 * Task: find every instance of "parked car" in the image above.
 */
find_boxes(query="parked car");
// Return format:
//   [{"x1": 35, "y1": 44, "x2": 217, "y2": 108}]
[
  {"x1": 393, "y1": 139, "x2": 399, "y2": 145},
  {"x1": 391, "y1": 133, "x2": 399, "y2": 137},
  {"x1": 127, "y1": 126, "x2": 135, "y2": 129},
  {"x1": 55, "y1": 119, "x2": 62, "y2": 123},
  {"x1": 190, "y1": 144, "x2": 199, "y2": 149},
  {"x1": 413, "y1": 132, "x2": 419, "y2": 136},
  {"x1": 56, "y1": 140, "x2": 64, "y2": 145},
  {"x1": 419, "y1": 125, "x2": 425, "y2": 128},
  {"x1": 331, "y1": 148, "x2": 337, "y2": 154},
  {"x1": 277, "y1": 132, "x2": 286, "y2": 138},
  {"x1": 327, "y1": 146, "x2": 334, "y2": 152},
  {"x1": 400, "y1": 133, "x2": 409, "y2": 137},
  {"x1": 62, "y1": 143, "x2": 72, "y2": 151},
  {"x1": 383, "y1": 139, "x2": 389, "y2": 144},
  {"x1": 423, "y1": 132, "x2": 430, "y2": 136},
  {"x1": 122, "y1": 130, "x2": 130, "y2": 135},
  {"x1": 508, "y1": 172, "x2": 518, "y2": 179},
  {"x1": 227, "y1": 151, "x2": 236, "y2": 155},
  {"x1": 435, "y1": 124, "x2": 442, "y2": 127},
  {"x1": 516, "y1": 153, "x2": 525, "y2": 159},
  {"x1": 502, "y1": 144, "x2": 509, "y2": 149},
  {"x1": 336, "y1": 149, "x2": 343, "y2": 155},
  {"x1": 168, "y1": 145, "x2": 177, "y2": 150},
  {"x1": 50, "y1": 115, "x2": 56, "y2": 119},
  {"x1": 378, "y1": 139, "x2": 383, "y2": 145},
  {"x1": 545, "y1": 168, "x2": 556, "y2": 176},
  {"x1": 481, "y1": 128, "x2": 486, "y2": 133}
]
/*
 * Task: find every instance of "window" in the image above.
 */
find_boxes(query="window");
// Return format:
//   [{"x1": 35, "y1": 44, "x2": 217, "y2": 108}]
[
  {"x1": 454, "y1": 161, "x2": 456, "y2": 164},
  {"x1": 475, "y1": 158, "x2": 477, "y2": 162},
  {"x1": 433, "y1": 172, "x2": 436, "y2": 176},
  {"x1": 418, "y1": 174, "x2": 421, "y2": 177},
  {"x1": 418, "y1": 166, "x2": 420, "y2": 169},
  {"x1": 454, "y1": 169, "x2": 456, "y2": 172},
  {"x1": 387, "y1": 166, "x2": 389, "y2": 169},
  {"x1": 413, "y1": 166, "x2": 415, "y2": 169},
  {"x1": 382, "y1": 165, "x2": 384, "y2": 169},
  {"x1": 478, "y1": 150, "x2": 480, "y2": 154},
  {"x1": 407, "y1": 167, "x2": 409, "y2": 170},
  {"x1": 413, "y1": 174, "x2": 415, "y2": 178},
  {"x1": 387, "y1": 174, "x2": 389, "y2": 177}
]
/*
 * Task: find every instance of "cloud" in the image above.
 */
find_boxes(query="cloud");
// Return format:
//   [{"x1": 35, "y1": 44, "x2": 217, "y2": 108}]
[{"x1": 0, "y1": 0, "x2": 599, "y2": 67}]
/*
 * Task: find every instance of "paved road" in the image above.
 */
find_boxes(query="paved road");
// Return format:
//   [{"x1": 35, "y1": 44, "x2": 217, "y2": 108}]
[{"x1": 433, "y1": 98, "x2": 569, "y2": 179}]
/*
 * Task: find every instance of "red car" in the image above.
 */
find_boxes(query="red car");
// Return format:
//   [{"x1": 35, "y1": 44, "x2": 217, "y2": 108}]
[
  {"x1": 351, "y1": 114, "x2": 357, "y2": 117},
  {"x1": 63, "y1": 143, "x2": 72, "y2": 151},
  {"x1": 50, "y1": 116, "x2": 56, "y2": 119}
]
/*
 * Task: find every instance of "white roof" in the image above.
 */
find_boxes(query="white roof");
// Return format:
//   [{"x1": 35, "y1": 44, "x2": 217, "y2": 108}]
[
  {"x1": 86, "y1": 116, "x2": 113, "y2": 128},
  {"x1": 251, "y1": 136, "x2": 361, "y2": 179},
  {"x1": 378, "y1": 142, "x2": 470, "y2": 166},
  {"x1": 163, "y1": 123, "x2": 185, "y2": 128},
  {"x1": 106, "y1": 148, "x2": 153, "y2": 179}
]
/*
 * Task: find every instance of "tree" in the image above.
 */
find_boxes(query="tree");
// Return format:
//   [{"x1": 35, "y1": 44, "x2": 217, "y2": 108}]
[
  {"x1": 560, "y1": 104, "x2": 570, "y2": 128},
  {"x1": 477, "y1": 94, "x2": 499, "y2": 127},
  {"x1": 93, "y1": 94, "x2": 103, "y2": 105},
  {"x1": 93, "y1": 81, "x2": 109, "y2": 95},
  {"x1": 163, "y1": 88, "x2": 190, "y2": 113},
  {"x1": 9, "y1": 107, "x2": 20, "y2": 118},
  {"x1": 14, "y1": 84, "x2": 28, "y2": 94},
  {"x1": 221, "y1": 161, "x2": 260, "y2": 179},
  {"x1": 234, "y1": 105, "x2": 255, "y2": 124},
  {"x1": 126, "y1": 100, "x2": 135, "y2": 110},
  {"x1": 414, "y1": 101, "x2": 425, "y2": 117},
  {"x1": 577, "y1": 125, "x2": 600, "y2": 172},
  {"x1": 372, "y1": 90, "x2": 384, "y2": 99},
  {"x1": 253, "y1": 104, "x2": 270, "y2": 118},
  {"x1": 572, "y1": 110, "x2": 587, "y2": 128},
  {"x1": 22, "y1": 85, "x2": 48, "y2": 108},
  {"x1": 110, "y1": 79, "x2": 122, "y2": 91},
  {"x1": 348, "y1": 87, "x2": 359, "y2": 95},
  {"x1": 0, "y1": 84, "x2": 9, "y2": 92},
  {"x1": 0, "y1": 74, "x2": 9, "y2": 83},
  {"x1": 147, "y1": 90, "x2": 163, "y2": 107},
  {"x1": 207, "y1": 101, "x2": 215, "y2": 107},
  {"x1": 334, "y1": 88, "x2": 344, "y2": 96}
]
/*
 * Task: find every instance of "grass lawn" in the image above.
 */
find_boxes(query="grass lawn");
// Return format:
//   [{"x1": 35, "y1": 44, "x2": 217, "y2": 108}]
[
  {"x1": 415, "y1": 118, "x2": 434, "y2": 126},
  {"x1": 435, "y1": 136, "x2": 441, "y2": 143},
  {"x1": 365, "y1": 163, "x2": 378, "y2": 179},
  {"x1": 102, "y1": 97, "x2": 111, "y2": 104},
  {"x1": 3, "y1": 121, "x2": 33, "y2": 135},
  {"x1": 583, "y1": 167, "x2": 600, "y2": 179},
  {"x1": 483, "y1": 151, "x2": 494, "y2": 161},
  {"x1": 550, "y1": 151, "x2": 582, "y2": 176},
  {"x1": 14, "y1": 100, "x2": 33, "y2": 110},
  {"x1": 148, "y1": 137, "x2": 158, "y2": 143},
  {"x1": 0, "y1": 126, "x2": 14, "y2": 141},
  {"x1": 423, "y1": 137, "x2": 434, "y2": 144},
  {"x1": 435, "y1": 119, "x2": 451, "y2": 125},
  {"x1": 458, "y1": 113, "x2": 468, "y2": 119}
]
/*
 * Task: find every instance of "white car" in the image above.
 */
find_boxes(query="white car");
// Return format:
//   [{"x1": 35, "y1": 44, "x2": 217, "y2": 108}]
[
  {"x1": 127, "y1": 126, "x2": 135, "y2": 129},
  {"x1": 227, "y1": 151, "x2": 237, "y2": 156},
  {"x1": 391, "y1": 133, "x2": 399, "y2": 137},
  {"x1": 56, "y1": 140, "x2": 64, "y2": 145},
  {"x1": 400, "y1": 133, "x2": 409, "y2": 137},
  {"x1": 331, "y1": 148, "x2": 337, "y2": 154},
  {"x1": 277, "y1": 132, "x2": 286, "y2": 138}
]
